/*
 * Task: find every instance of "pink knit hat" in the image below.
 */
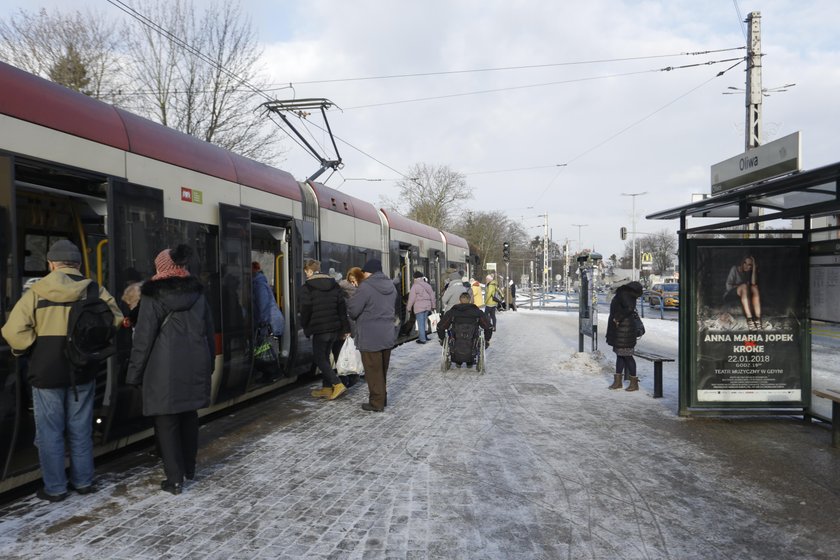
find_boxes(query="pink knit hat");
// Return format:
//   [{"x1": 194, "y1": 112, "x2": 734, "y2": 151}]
[{"x1": 152, "y1": 246, "x2": 191, "y2": 280}]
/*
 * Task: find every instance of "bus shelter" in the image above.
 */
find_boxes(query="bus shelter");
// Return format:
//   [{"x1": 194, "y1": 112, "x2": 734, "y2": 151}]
[{"x1": 647, "y1": 161, "x2": 840, "y2": 417}]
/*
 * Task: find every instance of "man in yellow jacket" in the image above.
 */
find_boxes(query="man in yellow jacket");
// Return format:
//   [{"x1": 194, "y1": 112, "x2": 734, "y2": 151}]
[{"x1": 1, "y1": 240, "x2": 123, "y2": 501}]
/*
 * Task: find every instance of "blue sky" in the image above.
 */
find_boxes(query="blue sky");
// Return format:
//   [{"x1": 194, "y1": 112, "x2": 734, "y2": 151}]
[{"x1": 3, "y1": 0, "x2": 840, "y2": 258}]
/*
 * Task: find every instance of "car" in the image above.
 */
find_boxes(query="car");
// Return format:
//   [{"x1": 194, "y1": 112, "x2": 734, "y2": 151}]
[{"x1": 648, "y1": 282, "x2": 679, "y2": 308}]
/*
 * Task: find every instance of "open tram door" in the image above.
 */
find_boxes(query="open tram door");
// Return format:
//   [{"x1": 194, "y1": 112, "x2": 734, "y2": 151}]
[
  {"x1": 216, "y1": 204, "x2": 297, "y2": 401},
  {"x1": 0, "y1": 158, "x2": 128, "y2": 488},
  {"x1": 250, "y1": 216, "x2": 295, "y2": 380}
]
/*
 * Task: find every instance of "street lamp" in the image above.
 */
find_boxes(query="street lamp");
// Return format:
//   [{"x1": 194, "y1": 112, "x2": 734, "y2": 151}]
[
  {"x1": 571, "y1": 224, "x2": 588, "y2": 254},
  {"x1": 621, "y1": 192, "x2": 647, "y2": 281}
]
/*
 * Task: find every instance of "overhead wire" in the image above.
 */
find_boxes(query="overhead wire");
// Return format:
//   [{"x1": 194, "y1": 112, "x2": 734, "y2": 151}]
[
  {"x1": 732, "y1": 0, "x2": 749, "y2": 43},
  {"x1": 531, "y1": 58, "x2": 746, "y2": 205},
  {"x1": 343, "y1": 57, "x2": 745, "y2": 110},
  {"x1": 104, "y1": 0, "x2": 747, "y2": 196},
  {"x1": 279, "y1": 48, "x2": 745, "y2": 86}
]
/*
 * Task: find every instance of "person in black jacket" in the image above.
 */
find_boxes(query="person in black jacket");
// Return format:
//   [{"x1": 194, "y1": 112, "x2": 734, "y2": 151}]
[
  {"x1": 299, "y1": 259, "x2": 351, "y2": 401},
  {"x1": 126, "y1": 245, "x2": 215, "y2": 495},
  {"x1": 605, "y1": 281, "x2": 644, "y2": 392},
  {"x1": 436, "y1": 292, "x2": 493, "y2": 368}
]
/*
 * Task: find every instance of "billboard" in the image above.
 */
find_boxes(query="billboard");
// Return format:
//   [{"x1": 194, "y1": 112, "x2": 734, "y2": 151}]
[{"x1": 689, "y1": 240, "x2": 807, "y2": 406}]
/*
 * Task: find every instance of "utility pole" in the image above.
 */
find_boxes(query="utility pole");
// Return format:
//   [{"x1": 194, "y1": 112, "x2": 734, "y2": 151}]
[
  {"x1": 541, "y1": 214, "x2": 549, "y2": 293},
  {"x1": 571, "y1": 224, "x2": 588, "y2": 254},
  {"x1": 745, "y1": 11, "x2": 762, "y2": 150},
  {"x1": 622, "y1": 192, "x2": 647, "y2": 281},
  {"x1": 564, "y1": 239, "x2": 571, "y2": 293}
]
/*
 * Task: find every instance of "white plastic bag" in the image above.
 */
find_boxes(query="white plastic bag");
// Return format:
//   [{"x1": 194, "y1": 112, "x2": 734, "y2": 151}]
[
  {"x1": 428, "y1": 310, "x2": 441, "y2": 332},
  {"x1": 336, "y1": 337, "x2": 364, "y2": 374}
]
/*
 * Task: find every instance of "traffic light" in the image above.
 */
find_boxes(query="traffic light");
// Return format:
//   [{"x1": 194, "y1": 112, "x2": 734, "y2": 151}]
[
  {"x1": 503, "y1": 241, "x2": 510, "y2": 262},
  {"x1": 620, "y1": 227, "x2": 627, "y2": 240}
]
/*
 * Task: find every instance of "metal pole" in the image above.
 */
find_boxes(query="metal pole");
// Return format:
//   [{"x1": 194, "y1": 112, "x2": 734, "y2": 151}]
[
  {"x1": 544, "y1": 215, "x2": 549, "y2": 294},
  {"x1": 745, "y1": 11, "x2": 762, "y2": 150},
  {"x1": 622, "y1": 192, "x2": 647, "y2": 281}
]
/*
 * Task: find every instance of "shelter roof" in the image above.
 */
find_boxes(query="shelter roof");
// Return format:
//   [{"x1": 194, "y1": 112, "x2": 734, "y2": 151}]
[{"x1": 647, "y1": 161, "x2": 840, "y2": 229}]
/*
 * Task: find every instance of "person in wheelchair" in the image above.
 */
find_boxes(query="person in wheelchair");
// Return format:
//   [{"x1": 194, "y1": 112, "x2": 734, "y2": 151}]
[{"x1": 436, "y1": 292, "x2": 493, "y2": 368}]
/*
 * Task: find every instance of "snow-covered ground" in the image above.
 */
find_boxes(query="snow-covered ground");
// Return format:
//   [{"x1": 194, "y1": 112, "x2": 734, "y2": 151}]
[{"x1": 1, "y1": 308, "x2": 838, "y2": 559}]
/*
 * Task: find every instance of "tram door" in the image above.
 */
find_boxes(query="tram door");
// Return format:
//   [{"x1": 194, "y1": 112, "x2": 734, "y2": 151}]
[
  {"x1": 217, "y1": 204, "x2": 253, "y2": 402},
  {"x1": 251, "y1": 221, "x2": 294, "y2": 378},
  {"x1": 0, "y1": 163, "x2": 118, "y2": 482},
  {"x1": 0, "y1": 155, "x2": 15, "y2": 481},
  {"x1": 103, "y1": 180, "x2": 164, "y2": 439}
]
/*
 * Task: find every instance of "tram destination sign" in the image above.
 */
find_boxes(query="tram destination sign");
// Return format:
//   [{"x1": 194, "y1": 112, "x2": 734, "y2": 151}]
[{"x1": 710, "y1": 131, "x2": 801, "y2": 194}]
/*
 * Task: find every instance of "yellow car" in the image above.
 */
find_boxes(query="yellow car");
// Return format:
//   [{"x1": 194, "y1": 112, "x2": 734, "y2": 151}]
[{"x1": 648, "y1": 283, "x2": 679, "y2": 309}]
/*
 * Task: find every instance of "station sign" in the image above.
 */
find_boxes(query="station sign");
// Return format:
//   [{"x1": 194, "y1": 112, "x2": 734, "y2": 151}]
[{"x1": 710, "y1": 131, "x2": 801, "y2": 194}]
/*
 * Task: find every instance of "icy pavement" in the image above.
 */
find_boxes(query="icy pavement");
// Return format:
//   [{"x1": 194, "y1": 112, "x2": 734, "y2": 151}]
[{"x1": 1, "y1": 311, "x2": 839, "y2": 559}]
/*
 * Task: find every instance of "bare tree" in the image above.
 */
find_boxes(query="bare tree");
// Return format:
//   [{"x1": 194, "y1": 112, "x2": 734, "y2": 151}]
[
  {"x1": 620, "y1": 228, "x2": 677, "y2": 275},
  {"x1": 123, "y1": 0, "x2": 282, "y2": 163},
  {"x1": 0, "y1": 8, "x2": 127, "y2": 102},
  {"x1": 384, "y1": 163, "x2": 473, "y2": 230}
]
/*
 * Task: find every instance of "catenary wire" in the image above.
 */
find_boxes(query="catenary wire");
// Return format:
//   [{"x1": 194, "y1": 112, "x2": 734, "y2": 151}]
[
  {"x1": 531, "y1": 59, "x2": 745, "y2": 205},
  {"x1": 343, "y1": 57, "x2": 745, "y2": 110}
]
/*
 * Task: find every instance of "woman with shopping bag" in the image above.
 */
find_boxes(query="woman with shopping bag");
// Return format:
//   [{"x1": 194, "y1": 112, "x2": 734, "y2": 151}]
[{"x1": 406, "y1": 271, "x2": 435, "y2": 344}]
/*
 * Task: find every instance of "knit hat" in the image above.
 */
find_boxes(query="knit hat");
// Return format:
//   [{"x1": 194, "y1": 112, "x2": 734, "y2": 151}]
[
  {"x1": 47, "y1": 240, "x2": 81, "y2": 263},
  {"x1": 362, "y1": 259, "x2": 382, "y2": 273},
  {"x1": 152, "y1": 245, "x2": 192, "y2": 280}
]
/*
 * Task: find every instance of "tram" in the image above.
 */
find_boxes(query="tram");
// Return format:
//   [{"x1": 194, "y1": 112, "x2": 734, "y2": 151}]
[{"x1": 0, "y1": 61, "x2": 473, "y2": 493}]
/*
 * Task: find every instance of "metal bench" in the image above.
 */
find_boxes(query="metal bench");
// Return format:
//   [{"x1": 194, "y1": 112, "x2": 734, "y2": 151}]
[
  {"x1": 812, "y1": 388, "x2": 840, "y2": 447},
  {"x1": 633, "y1": 350, "x2": 674, "y2": 398}
]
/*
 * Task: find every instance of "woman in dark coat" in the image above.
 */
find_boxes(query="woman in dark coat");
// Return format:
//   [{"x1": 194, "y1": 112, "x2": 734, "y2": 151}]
[
  {"x1": 605, "y1": 281, "x2": 644, "y2": 392},
  {"x1": 126, "y1": 245, "x2": 215, "y2": 495}
]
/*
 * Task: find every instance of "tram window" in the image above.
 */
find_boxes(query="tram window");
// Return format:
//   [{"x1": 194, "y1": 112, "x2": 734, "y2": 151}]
[{"x1": 24, "y1": 233, "x2": 68, "y2": 274}]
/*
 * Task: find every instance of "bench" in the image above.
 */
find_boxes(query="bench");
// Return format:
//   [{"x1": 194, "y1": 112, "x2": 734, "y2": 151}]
[
  {"x1": 634, "y1": 350, "x2": 675, "y2": 398},
  {"x1": 812, "y1": 388, "x2": 840, "y2": 447}
]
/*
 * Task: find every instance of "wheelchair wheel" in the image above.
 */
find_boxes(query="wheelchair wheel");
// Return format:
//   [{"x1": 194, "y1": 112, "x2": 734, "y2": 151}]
[
  {"x1": 440, "y1": 337, "x2": 451, "y2": 371},
  {"x1": 477, "y1": 334, "x2": 486, "y2": 373}
]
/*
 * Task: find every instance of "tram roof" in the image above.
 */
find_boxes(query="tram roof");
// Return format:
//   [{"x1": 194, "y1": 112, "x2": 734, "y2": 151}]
[
  {"x1": 308, "y1": 181, "x2": 380, "y2": 224},
  {"x1": 379, "y1": 209, "x2": 442, "y2": 242},
  {"x1": 0, "y1": 61, "x2": 301, "y2": 201},
  {"x1": 647, "y1": 161, "x2": 840, "y2": 229},
  {"x1": 440, "y1": 230, "x2": 469, "y2": 250}
]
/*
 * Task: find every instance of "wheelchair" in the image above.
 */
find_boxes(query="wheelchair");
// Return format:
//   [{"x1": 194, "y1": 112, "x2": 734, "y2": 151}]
[{"x1": 440, "y1": 320, "x2": 486, "y2": 373}]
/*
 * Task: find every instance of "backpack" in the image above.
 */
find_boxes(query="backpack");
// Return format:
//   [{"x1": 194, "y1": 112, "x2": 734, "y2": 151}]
[{"x1": 65, "y1": 280, "x2": 117, "y2": 370}]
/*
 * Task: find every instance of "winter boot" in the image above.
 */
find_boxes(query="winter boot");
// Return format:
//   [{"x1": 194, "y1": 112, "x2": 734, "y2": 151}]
[
  {"x1": 311, "y1": 386, "x2": 331, "y2": 398},
  {"x1": 608, "y1": 374, "x2": 623, "y2": 390},
  {"x1": 625, "y1": 376, "x2": 640, "y2": 392},
  {"x1": 327, "y1": 383, "x2": 347, "y2": 400}
]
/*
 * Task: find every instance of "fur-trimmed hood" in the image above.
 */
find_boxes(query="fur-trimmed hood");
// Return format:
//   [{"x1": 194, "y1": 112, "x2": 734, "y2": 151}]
[{"x1": 141, "y1": 275, "x2": 204, "y2": 312}]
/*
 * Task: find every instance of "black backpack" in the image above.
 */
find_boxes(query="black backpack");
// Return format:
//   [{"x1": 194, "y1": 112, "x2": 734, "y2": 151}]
[{"x1": 65, "y1": 280, "x2": 117, "y2": 370}]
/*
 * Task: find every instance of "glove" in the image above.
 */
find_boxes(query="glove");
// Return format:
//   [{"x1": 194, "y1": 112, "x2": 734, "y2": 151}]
[{"x1": 484, "y1": 341, "x2": 490, "y2": 349}]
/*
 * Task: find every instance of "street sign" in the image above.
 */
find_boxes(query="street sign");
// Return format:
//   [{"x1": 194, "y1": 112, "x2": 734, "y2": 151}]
[{"x1": 710, "y1": 131, "x2": 801, "y2": 194}]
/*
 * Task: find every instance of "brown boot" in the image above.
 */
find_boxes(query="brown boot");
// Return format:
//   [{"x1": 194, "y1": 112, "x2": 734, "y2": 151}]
[
  {"x1": 625, "y1": 376, "x2": 639, "y2": 392},
  {"x1": 608, "y1": 374, "x2": 623, "y2": 390}
]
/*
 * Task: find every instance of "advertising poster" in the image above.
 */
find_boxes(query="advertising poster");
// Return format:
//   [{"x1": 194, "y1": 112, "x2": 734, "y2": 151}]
[{"x1": 692, "y1": 242, "x2": 805, "y2": 404}]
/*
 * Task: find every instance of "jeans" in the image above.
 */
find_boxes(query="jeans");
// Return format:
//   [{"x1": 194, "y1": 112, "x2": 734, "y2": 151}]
[
  {"x1": 312, "y1": 332, "x2": 341, "y2": 386},
  {"x1": 415, "y1": 310, "x2": 429, "y2": 342},
  {"x1": 32, "y1": 381, "x2": 95, "y2": 495}
]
